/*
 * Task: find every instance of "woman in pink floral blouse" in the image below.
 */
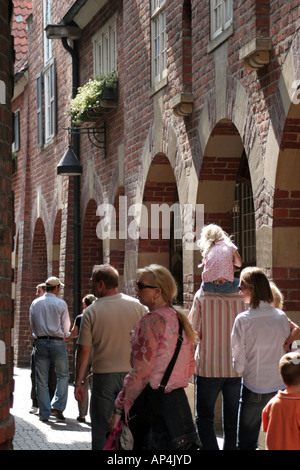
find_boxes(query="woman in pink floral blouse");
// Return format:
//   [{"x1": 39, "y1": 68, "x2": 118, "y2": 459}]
[{"x1": 108, "y1": 264, "x2": 200, "y2": 450}]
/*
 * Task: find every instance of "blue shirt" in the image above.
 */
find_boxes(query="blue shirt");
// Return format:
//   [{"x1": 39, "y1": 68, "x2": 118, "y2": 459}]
[{"x1": 29, "y1": 293, "x2": 70, "y2": 338}]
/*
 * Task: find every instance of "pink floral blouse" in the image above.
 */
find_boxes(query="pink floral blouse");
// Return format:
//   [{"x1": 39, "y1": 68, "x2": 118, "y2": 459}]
[
  {"x1": 202, "y1": 240, "x2": 237, "y2": 282},
  {"x1": 114, "y1": 305, "x2": 195, "y2": 419}
]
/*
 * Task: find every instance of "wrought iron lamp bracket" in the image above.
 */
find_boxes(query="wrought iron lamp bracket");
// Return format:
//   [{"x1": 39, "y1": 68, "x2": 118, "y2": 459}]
[{"x1": 64, "y1": 122, "x2": 107, "y2": 157}]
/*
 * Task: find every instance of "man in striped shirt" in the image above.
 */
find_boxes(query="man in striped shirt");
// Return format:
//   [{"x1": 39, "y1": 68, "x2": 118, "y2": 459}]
[{"x1": 189, "y1": 289, "x2": 245, "y2": 450}]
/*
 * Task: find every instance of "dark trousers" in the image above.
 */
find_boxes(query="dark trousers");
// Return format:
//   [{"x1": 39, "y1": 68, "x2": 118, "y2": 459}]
[
  {"x1": 238, "y1": 385, "x2": 277, "y2": 450},
  {"x1": 30, "y1": 343, "x2": 57, "y2": 408}
]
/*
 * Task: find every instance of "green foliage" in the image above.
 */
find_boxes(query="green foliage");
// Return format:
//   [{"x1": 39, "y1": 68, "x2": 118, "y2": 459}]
[{"x1": 68, "y1": 70, "x2": 118, "y2": 125}]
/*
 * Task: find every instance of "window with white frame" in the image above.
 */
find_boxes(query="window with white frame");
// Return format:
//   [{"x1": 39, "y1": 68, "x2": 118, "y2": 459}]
[
  {"x1": 37, "y1": 1, "x2": 57, "y2": 146},
  {"x1": 37, "y1": 58, "x2": 57, "y2": 146},
  {"x1": 151, "y1": 0, "x2": 167, "y2": 85},
  {"x1": 44, "y1": 59, "x2": 57, "y2": 143},
  {"x1": 93, "y1": 15, "x2": 117, "y2": 76},
  {"x1": 13, "y1": 111, "x2": 20, "y2": 153},
  {"x1": 210, "y1": 0, "x2": 233, "y2": 44}
]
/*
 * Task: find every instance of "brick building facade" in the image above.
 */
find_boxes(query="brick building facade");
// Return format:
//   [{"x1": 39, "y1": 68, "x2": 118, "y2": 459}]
[
  {"x1": 0, "y1": 0, "x2": 14, "y2": 451},
  {"x1": 11, "y1": 0, "x2": 300, "y2": 377}
]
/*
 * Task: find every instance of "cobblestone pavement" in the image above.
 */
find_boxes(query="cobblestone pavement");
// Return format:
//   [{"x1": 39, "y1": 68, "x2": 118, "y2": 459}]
[
  {"x1": 12, "y1": 367, "x2": 227, "y2": 454},
  {"x1": 12, "y1": 367, "x2": 92, "y2": 450}
]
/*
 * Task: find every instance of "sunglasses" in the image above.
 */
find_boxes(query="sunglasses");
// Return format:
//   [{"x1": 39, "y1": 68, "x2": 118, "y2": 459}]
[{"x1": 136, "y1": 280, "x2": 158, "y2": 290}]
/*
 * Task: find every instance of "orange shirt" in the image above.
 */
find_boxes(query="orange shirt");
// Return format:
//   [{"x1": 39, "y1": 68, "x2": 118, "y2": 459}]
[{"x1": 262, "y1": 390, "x2": 300, "y2": 450}]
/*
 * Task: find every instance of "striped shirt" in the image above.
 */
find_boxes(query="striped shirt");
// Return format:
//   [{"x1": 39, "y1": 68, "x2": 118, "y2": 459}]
[{"x1": 188, "y1": 290, "x2": 245, "y2": 377}]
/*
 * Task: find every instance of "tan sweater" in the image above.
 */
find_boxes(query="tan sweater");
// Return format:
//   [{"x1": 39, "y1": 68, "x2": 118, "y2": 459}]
[{"x1": 78, "y1": 293, "x2": 146, "y2": 373}]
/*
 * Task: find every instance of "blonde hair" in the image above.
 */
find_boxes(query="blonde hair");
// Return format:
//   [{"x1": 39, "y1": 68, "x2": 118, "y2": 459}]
[
  {"x1": 270, "y1": 282, "x2": 284, "y2": 310},
  {"x1": 137, "y1": 264, "x2": 198, "y2": 345},
  {"x1": 197, "y1": 224, "x2": 232, "y2": 260}
]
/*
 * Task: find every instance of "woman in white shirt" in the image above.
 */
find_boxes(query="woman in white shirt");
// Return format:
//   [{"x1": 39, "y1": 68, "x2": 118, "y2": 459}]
[{"x1": 231, "y1": 267, "x2": 295, "y2": 450}]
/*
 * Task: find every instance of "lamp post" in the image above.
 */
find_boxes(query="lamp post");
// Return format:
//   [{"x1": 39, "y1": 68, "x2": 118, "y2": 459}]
[
  {"x1": 57, "y1": 145, "x2": 82, "y2": 176},
  {"x1": 46, "y1": 24, "x2": 82, "y2": 325}
]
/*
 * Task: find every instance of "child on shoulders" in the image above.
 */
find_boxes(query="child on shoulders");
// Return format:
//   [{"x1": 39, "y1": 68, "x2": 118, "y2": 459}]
[{"x1": 197, "y1": 224, "x2": 242, "y2": 294}]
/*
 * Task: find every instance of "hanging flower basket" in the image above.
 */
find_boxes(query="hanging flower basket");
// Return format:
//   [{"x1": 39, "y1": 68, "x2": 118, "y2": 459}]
[{"x1": 68, "y1": 70, "x2": 118, "y2": 125}]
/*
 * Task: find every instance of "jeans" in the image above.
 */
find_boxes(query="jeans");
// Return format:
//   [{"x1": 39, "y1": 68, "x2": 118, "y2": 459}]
[
  {"x1": 195, "y1": 376, "x2": 241, "y2": 450},
  {"x1": 201, "y1": 278, "x2": 240, "y2": 294},
  {"x1": 91, "y1": 372, "x2": 128, "y2": 450},
  {"x1": 238, "y1": 385, "x2": 277, "y2": 450},
  {"x1": 30, "y1": 343, "x2": 57, "y2": 408},
  {"x1": 34, "y1": 338, "x2": 69, "y2": 419}
]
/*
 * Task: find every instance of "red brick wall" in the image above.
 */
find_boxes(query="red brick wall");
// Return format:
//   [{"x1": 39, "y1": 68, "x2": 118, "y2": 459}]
[
  {"x1": 273, "y1": 190, "x2": 300, "y2": 227},
  {"x1": 0, "y1": 0, "x2": 14, "y2": 451},
  {"x1": 272, "y1": 268, "x2": 300, "y2": 313},
  {"x1": 81, "y1": 199, "x2": 103, "y2": 294}
]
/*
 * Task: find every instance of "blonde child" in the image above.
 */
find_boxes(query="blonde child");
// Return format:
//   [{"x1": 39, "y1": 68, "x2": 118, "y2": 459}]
[
  {"x1": 270, "y1": 281, "x2": 300, "y2": 352},
  {"x1": 197, "y1": 224, "x2": 242, "y2": 294},
  {"x1": 262, "y1": 351, "x2": 300, "y2": 450}
]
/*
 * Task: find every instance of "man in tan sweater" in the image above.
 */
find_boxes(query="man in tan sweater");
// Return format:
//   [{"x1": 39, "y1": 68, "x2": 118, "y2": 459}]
[{"x1": 74, "y1": 264, "x2": 146, "y2": 449}]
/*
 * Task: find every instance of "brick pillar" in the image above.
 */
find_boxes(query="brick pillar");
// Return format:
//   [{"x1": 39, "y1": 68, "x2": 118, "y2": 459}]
[{"x1": 0, "y1": 0, "x2": 14, "y2": 450}]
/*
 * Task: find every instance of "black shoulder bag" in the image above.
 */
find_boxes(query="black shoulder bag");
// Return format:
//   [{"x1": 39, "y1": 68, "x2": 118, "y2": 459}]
[{"x1": 128, "y1": 319, "x2": 183, "y2": 430}]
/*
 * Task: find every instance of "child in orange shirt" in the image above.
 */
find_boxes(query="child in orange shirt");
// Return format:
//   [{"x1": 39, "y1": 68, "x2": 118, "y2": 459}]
[{"x1": 262, "y1": 351, "x2": 300, "y2": 450}]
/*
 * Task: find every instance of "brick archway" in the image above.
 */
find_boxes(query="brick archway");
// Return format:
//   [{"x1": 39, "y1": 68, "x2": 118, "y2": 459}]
[
  {"x1": 81, "y1": 199, "x2": 103, "y2": 296},
  {"x1": 138, "y1": 153, "x2": 183, "y2": 302},
  {"x1": 272, "y1": 102, "x2": 300, "y2": 315},
  {"x1": 194, "y1": 119, "x2": 250, "y2": 293}
]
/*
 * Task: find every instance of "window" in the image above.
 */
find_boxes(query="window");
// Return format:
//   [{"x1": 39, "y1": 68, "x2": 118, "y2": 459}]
[
  {"x1": 44, "y1": 59, "x2": 57, "y2": 143},
  {"x1": 36, "y1": 58, "x2": 57, "y2": 146},
  {"x1": 232, "y1": 152, "x2": 256, "y2": 267},
  {"x1": 93, "y1": 15, "x2": 117, "y2": 76},
  {"x1": 13, "y1": 111, "x2": 20, "y2": 153},
  {"x1": 37, "y1": 73, "x2": 43, "y2": 147},
  {"x1": 151, "y1": 0, "x2": 167, "y2": 85},
  {"x1": 209, "y1": 0, "x2": 233, "y2": 51},
  {"x1": 36, "y1": 0, "x2": 56, "y2": 146}
]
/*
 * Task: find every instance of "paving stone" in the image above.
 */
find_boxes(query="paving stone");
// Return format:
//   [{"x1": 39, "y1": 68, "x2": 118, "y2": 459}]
[{"x1": 12, "y1": 367, "x2": 92, "y2": 450}]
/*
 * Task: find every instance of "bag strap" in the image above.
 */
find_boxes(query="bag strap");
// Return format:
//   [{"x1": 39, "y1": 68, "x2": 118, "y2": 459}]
[{"x1": 158, "y1": 318, "x2": 183, "y2": 391}]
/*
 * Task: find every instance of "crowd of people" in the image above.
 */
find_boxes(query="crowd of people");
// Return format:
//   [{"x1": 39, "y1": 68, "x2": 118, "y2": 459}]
[{"x1": 28, "y1": 223, "x2": 300, "y2": 451}]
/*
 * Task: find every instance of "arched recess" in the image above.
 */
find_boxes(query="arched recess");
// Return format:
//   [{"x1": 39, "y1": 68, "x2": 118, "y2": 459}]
[
  {"x1": 195, "y1": 119, "x2": 256, "y2": 288},
  {"x1": 264, "y1": 34, "x2": 300, "y2": 316},
  {"x1": 32, "y1": 217, "x2": 48, "y2": 288},
  {"x1": 15, "y1": 217, "x2": 48, "y2": 365},
  {"x1": 138, "y1": 154, "x2": 183, "y2": 304},
  {"x1": 81, "y1": 199, "x2": 103, "y2": 296},
  {"x1": 272, "y1": 100, "x2": 300, "y2": 315},
  {"x1": 110, "y1": 186, "x2": 126, "y2": 287}
]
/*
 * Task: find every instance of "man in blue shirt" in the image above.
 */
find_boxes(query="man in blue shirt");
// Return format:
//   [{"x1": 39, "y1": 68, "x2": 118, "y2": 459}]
[{"x1": 30, "y1": 276, "x2": 70, "y2": 422}]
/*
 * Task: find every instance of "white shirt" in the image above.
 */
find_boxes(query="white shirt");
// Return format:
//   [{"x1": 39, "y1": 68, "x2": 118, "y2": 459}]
[
  {"x1": 30, "y1": 293, "x2": 70, "y2": 338},
  {"x1": 231, "y1": 301, "x2": 290, "y2": 393}
]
